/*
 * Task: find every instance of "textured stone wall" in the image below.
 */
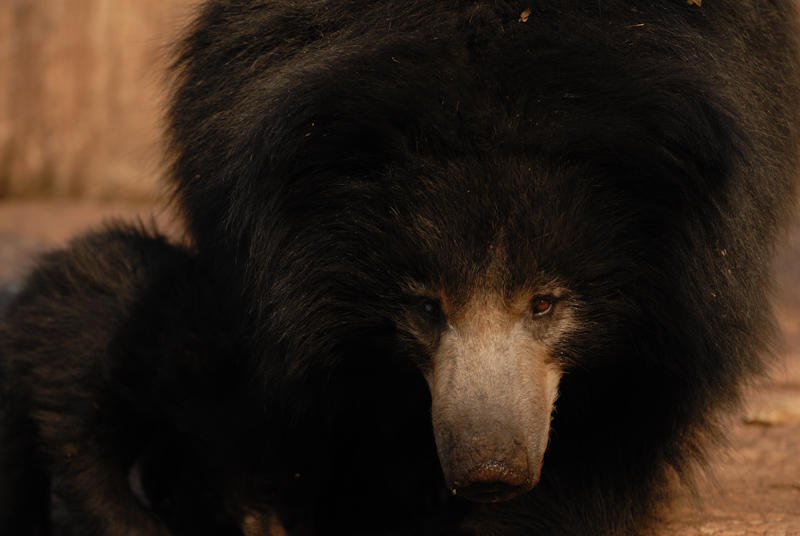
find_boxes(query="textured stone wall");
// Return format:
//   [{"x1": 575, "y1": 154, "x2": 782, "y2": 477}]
[{"x1": 0, "y1": 0, "x2": 196, "y2": 199}]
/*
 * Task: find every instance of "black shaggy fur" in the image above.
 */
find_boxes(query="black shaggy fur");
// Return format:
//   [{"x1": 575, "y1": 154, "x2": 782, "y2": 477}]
[
  {"x1": 2, "y1": 0, "x2": 800, "y2": 535},
  {"x1": 0, "y1": 226, "x2": 242, "y2": 535}
]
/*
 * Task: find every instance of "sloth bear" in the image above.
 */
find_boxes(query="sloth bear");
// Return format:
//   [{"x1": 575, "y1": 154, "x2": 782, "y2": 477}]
[{"x1": 2, "y1": 0, "x2": 800, "y2": 534}]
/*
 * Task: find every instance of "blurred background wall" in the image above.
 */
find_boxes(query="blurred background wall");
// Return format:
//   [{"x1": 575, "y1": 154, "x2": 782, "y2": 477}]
[{"x1": 0, "y1": 0, "x2": 196, "y2": 200}]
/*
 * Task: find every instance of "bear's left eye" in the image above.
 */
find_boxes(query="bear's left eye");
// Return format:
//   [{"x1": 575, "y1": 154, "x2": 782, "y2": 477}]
[
  {"x1": 532, "y1": 296, "x2": 556, "y2": 316},
  {"x1": 421, "y1": 300, "x2": 444, "y2": 322}
]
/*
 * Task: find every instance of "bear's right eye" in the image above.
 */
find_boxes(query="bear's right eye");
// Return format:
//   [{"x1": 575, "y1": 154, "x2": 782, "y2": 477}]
[
  {"x1": 532, "y1": 296, "x2": 556, "y2": 317},
  {"x1": 421, "y1": 300, "x2": 444, "y2": 322}
]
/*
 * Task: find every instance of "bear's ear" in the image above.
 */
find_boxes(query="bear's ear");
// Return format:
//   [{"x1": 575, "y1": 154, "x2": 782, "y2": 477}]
[
  {"x1": 266, "y1": 99, "x2": 405, "y2": 182},
  {"x1": 557, "y1": 79, "x2": 743, "y2": 209},
  {"x1": 170, "y1": 26, "x2": 462, "y2": 194}
]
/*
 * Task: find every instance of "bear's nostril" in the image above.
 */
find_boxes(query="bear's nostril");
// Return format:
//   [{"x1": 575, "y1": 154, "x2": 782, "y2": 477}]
[{"x1": 452, "y1": 462, "x2": 533, "y2": 502}]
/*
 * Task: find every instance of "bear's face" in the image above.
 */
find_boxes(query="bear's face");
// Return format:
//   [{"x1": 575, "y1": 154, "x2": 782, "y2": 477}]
[
  {"x1": 247, "y1": 153, "x2": 627, "y2": 502},
  {"x1": 374, "y1": 160, "x2": 605, "y2": 503},
  {"x1": 399, "y1": 260, "x2": 575, "y2": 502}
]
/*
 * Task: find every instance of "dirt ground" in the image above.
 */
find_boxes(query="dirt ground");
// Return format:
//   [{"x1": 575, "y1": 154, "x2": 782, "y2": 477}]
[{"x1": 0, "y1": 199, "x2": 798, "y2": 535}]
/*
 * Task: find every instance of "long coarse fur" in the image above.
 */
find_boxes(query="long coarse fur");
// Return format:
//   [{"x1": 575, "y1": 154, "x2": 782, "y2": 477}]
[
  {"x1": 166, "y1": 0, "x2": 800, "y2": 532},
  {"x1": 1, "y1": 0, "x2": 799, "y2": 535}
]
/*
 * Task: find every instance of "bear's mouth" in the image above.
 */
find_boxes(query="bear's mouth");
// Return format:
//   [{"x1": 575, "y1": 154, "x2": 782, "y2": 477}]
[{"x1": 453, "y1": 480, "x2": 532, "y2": 503}]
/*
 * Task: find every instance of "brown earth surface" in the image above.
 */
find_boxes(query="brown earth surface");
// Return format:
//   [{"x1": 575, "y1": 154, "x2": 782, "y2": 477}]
[{"x1": 0, "y1": 199, "x2": 798, "y2": 535}]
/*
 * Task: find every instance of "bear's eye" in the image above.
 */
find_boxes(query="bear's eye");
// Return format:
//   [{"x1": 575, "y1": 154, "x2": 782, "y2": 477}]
[
  {"x1": 532, "y1": 296, "x2": 556, "y2": 316},
  {"x1": 421, "y1": 300, "x2": 444, "y2": 322}
]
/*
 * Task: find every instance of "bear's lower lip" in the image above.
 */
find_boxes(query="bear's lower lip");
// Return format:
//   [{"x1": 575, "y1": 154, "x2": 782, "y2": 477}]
[{"x1": 454, "y1": 481, "x2": 530, "y2": 503}]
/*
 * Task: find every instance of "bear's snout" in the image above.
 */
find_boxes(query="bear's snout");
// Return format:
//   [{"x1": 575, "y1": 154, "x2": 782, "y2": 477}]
[
  {"x1": 425, "y1": 292, "x2": 563, "y2": 503},
  {"x1": 435, "y1": 419, "x2": 543, "y2": 502}
]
